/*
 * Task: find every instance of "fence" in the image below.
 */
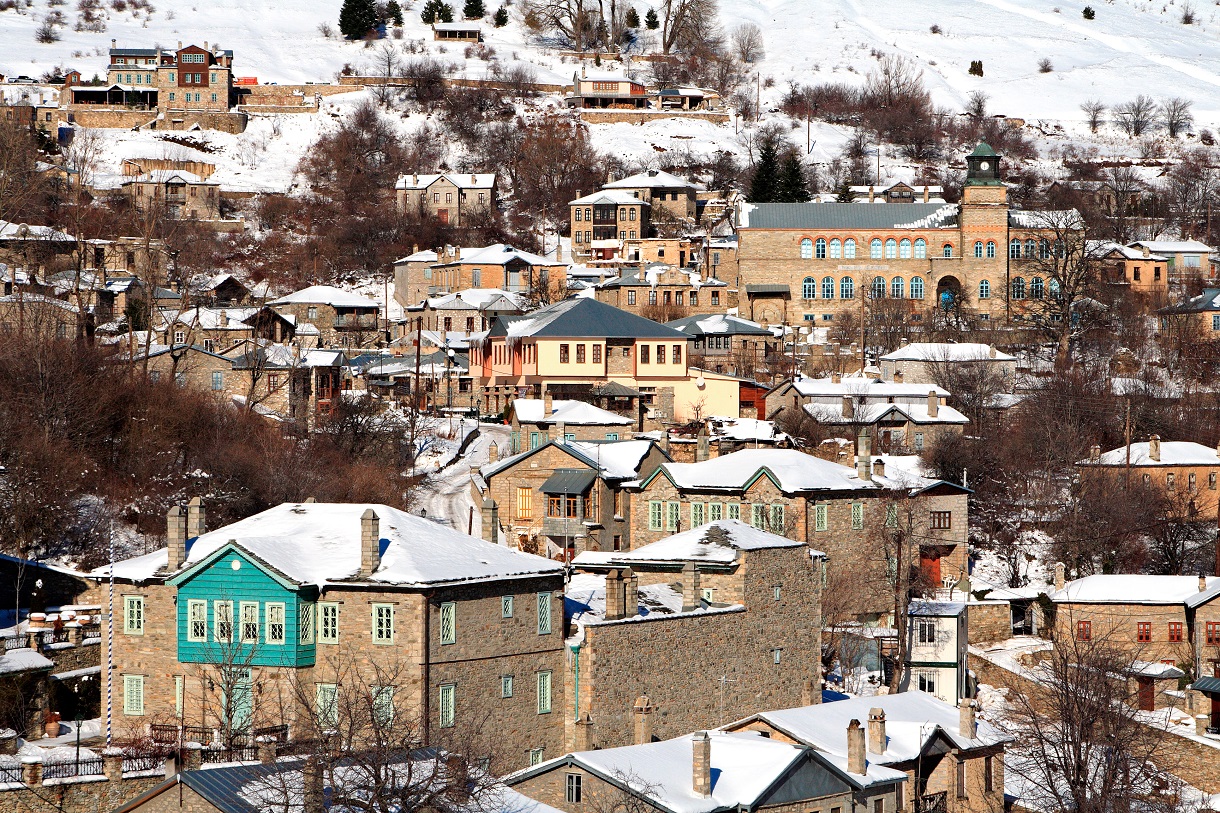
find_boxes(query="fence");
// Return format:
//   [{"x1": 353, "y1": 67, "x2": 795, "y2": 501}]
[
  {"x1": 199, "y1": 746, "x2": 257, "y2": 764},
  {"x1": 121, "y1": 754, "x2": 164, "y2": 774},
  {"x1": 41, "y1": 757, "x2": 104, "y2": 780},
  {"x1": 0, "y1": 764, "x2": 22, "y2": 784},
  {"x1": 1, "y1": 635, "x2": 24, "y2": 652}
]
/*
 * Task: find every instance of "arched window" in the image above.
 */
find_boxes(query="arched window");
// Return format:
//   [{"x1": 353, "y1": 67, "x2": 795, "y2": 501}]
[
  {"x1": 942, "y1": 244, "x2": 953, "y2": 258},
  {"x1": 885, "y1": 238, "x2": 897, "y2": 259},
  {"x1": 802, "y1": 276, "x2": 816, "y2": 299},
  {"x1": 974, "y1": 241, "x2": 984, "y2": 258},
  {"x1": 986, "y1": 240, "x2": 996, "y2": 258},
  {"x1": 1030, "y1": 276, "x2": 1045, "y2": 299},
  {"x1": 575, "y1": 208, "x2": 582, "y2": 221},
  {"x1": 1054, "y1": 239, "x2": 1065, "y2": 258},
  {"x1": 841, "y1": 277, "x2": 855, "y2": 299},
  {"x1": 979, "y1": 279, "x2": 991, "y2": 299},
  {"x1": 1039, "y1": 239, "x2": 1051, "y2": 260},
  {"x1": 910, "y1": 276, "x2": 925, "y2": 299},
  {"x1": 829, "y1": 238, "x2": 842, "y2": 259},
  {"x1": 844, "y1": 238, "x2": 857, "y2": 258},
  {"x1": 822, "y1": 276, "x2": 835, "y2": 299},
  {"x1": 871, "y1": 276, "x2": 886, "y2": 298},
  {"x1": 585, "y1": 208, "x2": 592, "y2": 221},
  {"x1": 800, "y1": 238, "x2": 813, "y2": 259},
  {"x1": 1011, "y1": 277, "x2": 1026, "y2": 300},
  {"x1": 1009, "y1": 239, "x2": 1021, "y2": 259},
  {"x1": 815, "y1": 238, "x2": 827, "y2": 259},
  {"x1": 891, "y1": 277, "x2": 905, "y2": 298},
  {"x1": 1024, "y1": 239, "x2": 1036, "y2": 259},
  {"x1": 914, "y1": 239, "x2": 927, "y2": 259},
  {"x1": 1049, "y1": 278, "x2": 1061, "y2": 298},
  {"x1": 870, "y1": 238, "x2": 883, "y2": 259},
  {"x1": 899, "y1": 239, "x2": 912, "y2": 258}
]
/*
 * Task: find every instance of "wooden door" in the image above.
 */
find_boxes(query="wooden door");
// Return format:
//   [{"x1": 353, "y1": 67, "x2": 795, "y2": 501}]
[
  {"x1": 1137, "y1": 677, "x2": 1154, "y2": 711},
  {"x1": 920, "y1": 550, "x2": 941, "y2": 586}
]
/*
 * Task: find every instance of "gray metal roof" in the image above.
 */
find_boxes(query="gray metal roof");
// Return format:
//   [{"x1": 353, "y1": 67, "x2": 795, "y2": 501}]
[
  {"x1": 745, "y1": 283, "x2": 791, "y2": 295},
  {"x1": 1193, "y1": 675, "x2": 1220, "y2": 694},
  {"x1": 489, "y1": 297, "x2": 687, "y2": 340},
  {"x1": 540, "y1": 468, "x2": 598, "y2": 495},
  {"x1": 666, "y1": 313, "x2": 773, "y2": 336},
  {"x1": 743, "y1": 202, "x2": 959, "y2": 230}
]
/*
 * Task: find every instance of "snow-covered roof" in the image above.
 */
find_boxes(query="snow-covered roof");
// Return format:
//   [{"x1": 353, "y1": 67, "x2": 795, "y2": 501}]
[
  {"x1": 1006, "y1": 209, "x2": 1084, "y2": 229},
  {"x1": 394, "y1": 172, "x2": 495, "y2": 190},
  {"x1": 160, "y1": 306, "x2": 257, "y2": 331},
  {"x1": 0, "y1": 294, "x2": 79, "y2": 313},
  {"x1": 805, "y1": 401, "x2": 970, "y2": 426},
  {"x1": 1129, "y1": 239, "x2": 1211, "y2": 254},
  {"x1": 1087, "y1": 240, "x2": 1167, "y2": 262},
  {"x1": 269, "y1": 285, "x2": 378, "y2": 308},
  {"x1": 708, "y1": 416, "x2": 786, "y2": 443},
  {"x1": 0, "y1": 219, "x2": 74, "y2": 242},
  {"x1": 490, "y1": 298, "x2": 685, "y2": 341},
  {"x1": 787, "y1": 377, "x2": 950, "y2": 399},
  {"x1": 432, "y1": 21, "x2": 482, "y2": 31},
  {"x1": 512, "y1": 398, "x2": 633, "y2": 426},
  {"x1": 573, "y1": 519, "x2": 811, "y2": 568},
  {"x1": 0, "y1": 647, "x2": 54, "y2": 675},
  {"x1": 574, "y1": 69, "x2": 640, "y2": 85},
  {"x1": 727, "y1": 691, "x2": 1010, "y2": 766},
  {"x1": 910, "y1": 599, "x2": 966, "y2": 617},
  {"x1": 603, "y1": 169, "x2": 698, "y2": 190},
  {"x1": 879, "y1": 343, "x2": 1014, "y2": 362},
  {"x1": 426, "y1": 288, "x2": 525, "y2": 311},
  {"x1": 123, "y1": 169, "x2": 216, "y2": 185},
  {"x1": 1079, "y1": 440, "x2": 1220, "y2": 467},
  {"x1": 569, "y1": 189, "x2": 651, "y2": 206},
  {"x1": 648, "y1": 449, "x2": 879, "y2": 493},
  {"x1": 435, "y1": 243, "x2": 554, "y2": 267},
  {"x1": 483, "y1": 438, "x2": 659, "y2": 483},
  {"x1": 1051, "y1": 575, "x2": 1220, "y2": 606},
  {"x1": 666, "y1": 313, "x2": 773, "y2": 337}
]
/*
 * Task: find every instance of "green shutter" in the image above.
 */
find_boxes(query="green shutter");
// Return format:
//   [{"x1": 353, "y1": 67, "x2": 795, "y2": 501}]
[
  {"x1": 815, "y1": 504, "x2": 828, "y2": 532},
  {"x1": 123, "y1": 675, "x2": 145, "y2": 715},
  {"x1": 439, "y1": 684, "x2": 456, "y2": 727},
  {"x1": 649, "y1": 501, "x2": 662, "y2": 531},
  {"x1": 537, "y1": 592, "x2": 552, "y2": 635},
  {"x1": 537, "y1": 671, "x2": 552, "y2": 714},
  {"x1": 440, "y1": 602, "x2": 457, "y2": 645},
  {"x1": 852, "y1": 502, "x2": 864, "y2": 530}
]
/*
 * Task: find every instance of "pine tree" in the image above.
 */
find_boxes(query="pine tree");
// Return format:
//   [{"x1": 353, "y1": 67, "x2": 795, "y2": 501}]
[
  {"x1": 439, "y1": 2, "x2": 454, "y2": 22},
  {"x1": 777, "y1": 152, "x2": 810, "y2": 202},
  {"x1": 644, "y1": 7, "x2": 658, "y2": 29},
  {"x1": 463, "y1": 0, "x2": 484, "y2": 19},
  {"x1": 386, "y1": 0, "x2": 403, "y2": 25},
  {"x1": 493, "y1": 5, "x2": 508, "y2": 25},
  {"x1": 339, "y1": 0, "x2": 377, "y2": 39},
  {"x1": 747, "y1": 138, "x2": 781, "y2": 203},
  {"x1": 422, "y1": 0, "x2": 454, "y2": 22},
  {"x1": 625, "y1": 6, "x2": 639, "y2": 27}
]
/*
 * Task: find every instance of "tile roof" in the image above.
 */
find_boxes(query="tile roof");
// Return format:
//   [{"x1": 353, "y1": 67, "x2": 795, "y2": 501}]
[{"x1": 740, "y1": 202, "x2": 958, "y2": 230}]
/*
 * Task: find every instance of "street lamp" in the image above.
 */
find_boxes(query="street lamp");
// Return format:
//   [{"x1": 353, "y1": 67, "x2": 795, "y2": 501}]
[{"x1": 446, "y1": 347, "x2": 456, "y2": 436}]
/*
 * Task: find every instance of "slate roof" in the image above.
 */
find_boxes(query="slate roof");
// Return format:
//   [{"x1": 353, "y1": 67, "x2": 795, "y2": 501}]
[
  {"x1": 741, "y1": 202, "x2": 959, "y2": 230},
  {"x1": 540, "y1": 468, "x2": 598, "y2": 495},
  {"x1": 489, "y1": 297, "x2": 687, "y2": 340},
  {"x1": 666, "y1": 314, "x2": 773, "y2": 337},
  {"x1": 1159, "y1": 288, "x2": 1220, "y2": 314}
]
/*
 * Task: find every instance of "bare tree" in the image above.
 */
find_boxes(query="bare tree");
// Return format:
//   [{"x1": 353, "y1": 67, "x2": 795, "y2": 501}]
[
  {"x1": 731, "y1": 22, "x2": 764, "y2": 63},
  {"x1": 924, "y1": 348, "x2": 1010, "y2": 430},
  {"x1": 1080, "y1": 99, "x2": 1106, "y2": 133},
  {"x1": 659, "y1": 0, "x2": 718, "y2": 54},
  {"x1": 1160, "y1": 97, "x2": 1194, "y2": 138},
  {"x1": 966, "y1": 89, "x2": 988, "y2": 119},
  {"x1": 1113, "y1": 95, "x2": 1157, "y2": 137},
  {"x1": 520, "y1": 0, "x2": 599, "y2": 50}
]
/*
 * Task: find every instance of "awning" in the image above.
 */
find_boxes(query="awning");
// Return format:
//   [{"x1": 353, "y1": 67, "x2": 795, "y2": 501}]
[
  {"x1": 745, "y1": 283, "x2": 791, "y2": 296},
  {"x1": 540, "y1": 468, "x2": 597, "y2": 495},
  {"x1": 1193, "y1": 676, "x2": 1220, "y2": 694}
]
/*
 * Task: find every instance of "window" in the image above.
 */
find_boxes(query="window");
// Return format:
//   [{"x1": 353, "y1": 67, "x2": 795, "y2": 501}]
[
  {"x1": 815, "y1": 238, "x2": 827, "y2": 258},
  {"x1": 815, "y1": 504, "x2": 828, "y2": 532},
  {"x1": 241, "y1": 602, "x2": 259, "y2": 643},
  {"x1": 530, "y1": 749, "x2": 544, "y2": 766},
  {"x1": 1009, "y1": 239, "x2": 1021, "y2": 259},
  {"x1": 1207, "y1": 622, "x2": 1220, "y2": 645},
  {"x1": 844, "y1": 238, "x2": 857, "y2": 258},
  {"x1": 1167, "y1": 472, "x2": 1176, "y2": 491},
  {"x1": 1030, "y1": 277, "x2": 1045, "y2": 299},
  {"x1": 930, "y1": 511, "x2": 952, "y2": 530},
  {"x1": 640, "y1": 344, "x2": 650, "y2": 364},
  {"x1": 899, "y1": 239, "x2": 911, "y2": 259},
  {"x1": 501, "y1": 675, "x2": 514, "y2": 697},
  {"x1": 917, "y1": 619, "x2": 936, "y2": 644},
  {"x1": 727, "y1": 503, "x2": 741, "y2": 520},
  {"x1": 440, "y1": 601, "x2": 457, "y2": 645},
  {"x1": 943, "y1": 244, "x2": 953, "y2": 258},
  {"x1": 372, "y1": 686, "x2": 395, "y2": 727},
  {"x1": 886, "y1": 504, "x2": 898, "y2": 528},
  {"x1": 181, "y1": 52, "x2": 206, "y2": 63},
  {"x1": 298, "y1": 602, "x2": 314, "y2": 643},
  {"x1": 173, "y1": 329, "x2": 186, "y2": 345},
  {"x1": 124, "y1": 596, "x2": 145, "y2": 635},
  {"x1": 852, "y1": 502, "x2": 864, "y2": 530},
  {"x1": 657, "y1": 345, "x2": 666, "y2": 364},
  {"x1": 986, "y1": 240, "x2": 996, "y2": 258},
  {"x1": 316, "y1": 684, "x2": 338, "y2": 728},
  {"x1": 319, "y1": 603, "x2": 338, "y2": 644},
  {"x1": 373, "y1": 604, "x2": 394, "y2": 644},
  {"x1": 917, "y1": 670, "x2": 936, "y2": 694},
  {"x1": 649, "y1": 501, "x2": 662, "y2": 530},
  {"x1": 885, "y1": 239, "x2": 897, "y2": 259},
  {"x1": 984, "y1": 756, "x2": 995, "y2": 793},
  {"x1": 537, "y1": 592, "x2": 553, "y2": 634},
  {"x1": 751, "y1": 503, "x2": 766, "y2": 529},
  {"x1": 1011, "y1": 277, "x2": 1026, "y2": 300},
  {"x1": 774, "y1": 586, "x2": 782, "y2": 601},
  {"x1": 711, "y1": 291, "x2": 720, "y2": 305},
  {"x1": 517, "y1": 486, "x2": 532, "y2": 520},
  {"x1": 689, "y1": 292, "x2": 698, "y2": 306},
  {"x1": 822, "y1": 276, "x2": 835, "y2": 299},
  {"x1": 648, "y1": 290, "x2": 657, "y2": 305},
  {"x1": 537, "y1": 671, "x2": 553, "y2": 713},
  {"x1": 874, "y1": 798, "x2": 885, "y2": 813},
  {"x1": 566, "y1": 774, "x2": 583, "y2": 804},
  {"x1": 593, "y1": 344, "x2": 602, "y2": 364},
  {"x1": 666, "y1": 501, "x2": 680, "y2": 531},
  {"x1": 124, "y1": 675, "x2": 145, "y2": 715},
  {"x1": 773, "y1": 648, "x2": 782, "y2": 664},
  {"x1": 560, "y1": 344, "x2": 570, "y2": 363},
  {"x1": 870, "y1": 238, "x2": 883, "y2": 259},
  {"x1": 264, "y1": 603, "x2": 285, "y2": 645},
  {"x1": 957, "y1": 759, "x2": 967, "y2": 798},
  {"x1": 891, "y1": 277, "x2": 905, "y2": 299},
  {"x1": 915, "y1": 432, "x2": 925, "y2": 452},
  {"x1": 692, "y1": 502, "x2": 706, "y2": 526},
  {"x1": 911, "y1": 276, "x2": 925, "y2": 299},
  {"x1": 978, "y1": 279, "x2": 991, "y2": 299},
  {"x1": 1039, "y1": 239, "x2": 1051, "y2": 260},
  {"x1": 1211, "y1": 473, "x2": 1217, "y2": 490},
  {"x1": 1190, "y1": 472, "x2": 1198, "y2": 492},
  {"x1": 829, "y1": 238, "x2": 842, "y2": 258},
  {"x1": 439, "y1": 684, "x2": 456, "y2": 727},
  {"x1": 841, "y1": 277, "x2": 854, "y2": 299},
  {"x1": 673, "y1": 345, "x2": 682, "y2": 365},
  {"x1": 187, "y1": 600, "x2": 207, "y2": 642},
  {"x1": 800, "y1": 238, "x2": 813, "y2": 259},
  {"x1": 974, "y1": 241, "x2": 984, "y2": 258},
  {"x1": 803, "y1": 277, "x2": 816, "y2": 299},
  {"x1": 499, "y1": 595, "x2": 514, "y2": 619},
  {"x1": 770, "y1": 504, "x2": 785, "y2": 532},
  {"x1": 1076, "y1": 620, "x2": 1092, "y2": 641},
  {"x1": 914, "y1": 238, "x2": 927, "y2": 258},
  {"x1": 574, "y1": 207, "x2": 583, "y2": 222},
  {"x1": 1137, "y1": 621, "x2": 1152, "y2": 643},
  {"x1": 214, "y1": 601, "x2": 232, "y2": 642},
  {"x1": 210, "y1": 371, "x2": 224, "y2": 391},
  {"x1": 709, "y1": 502, "x2": 723, "y2": 522},
  {"x1": 871, "y1": 276, "x2": 886, "y2": 299}
]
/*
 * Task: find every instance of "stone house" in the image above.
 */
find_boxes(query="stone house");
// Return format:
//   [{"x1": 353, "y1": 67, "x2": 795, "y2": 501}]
[
  {"x1": 415, "y1": 288, "x2": 526, "y2": 334},
  {"x1": 563, "y1": 520, "x2": 824, "y2": 750},
  {"x1": 70, "y1": 40, "x2": 235, "y2": 113},
  {"x1": 1076, "y1": 436, "x2": 1220, "y2": 520},
  {"x1": 736, "y1": 144, "x2": 1082, "y2": 327},
  {"x1": 394, "y1": 244, "x2": 565, "y2": 306},
  {"x1": 902, "y1": 600, "x2": 970, "y2": 706},
  {"x1": 569, "y1": 191, "x2": 650, "y2": 263},
  {"x1": 226, "y1": 345, "x2": 346, "y2": 424},
  {"x1": 566, "y1": 69, "x2": 647, "y2": 109},
  {"x1": 188, "y1": 273, "x2": 251, "y2": 307},
  {"x1": 394, "y1": 173, "x2": 496, "y2": 226},
  {"x1": 0, "y1": 293, "x2": 81, "y2": 340},
  {"x1": 1089, "y1": 241, "x2": 1169, "y2": 296},
  {"x1": 666, "y1": 313, "x2": 777, "y2": 378},
  {"x1": 594, "y1": 264, "x2": 728, "y2": 322},
  {"x1": 92, "y1": 500, "x2": 567, "y2": 772},
  {"x1": 602, "y1": 169, "x2": 700, "y2": 222},
  {"x1": 481, "y1": 438, "x2": 669, "y2": 557},
  {"x1": 1158, "y1": 288, "x2": 1220, "y2": 346},
  {"x1": 158, "y1": 305, "x2": 296, "y2": 354},
  {"x1": 1050, "y1": 571, "x2": 1220, "y2": 710},
  {"x1": 725, "y1": 692, "x2": 1009, "y2": 813},
  {"x1": 626, "y1": 448, "x2": 971, "y2": 619},
  {"x1": 142, "y1": 343, "x2": 235, "y2": 395},
  {"x1": 656, "y1": 417, "x2": 791, "y2": 463},
  {"x1": 268, "y1": 285, "x2": 380, "y2": 348},
  {"x1": 121, "y1": 170, "x2": 221, "y2": 221},
  {"x1": 1129, "y1": 239, "x2": 1212, "y2": 285},
  {"x1": 509, "y1": 394, "x2": 635, "y2": 444},
  {"x1": 508, "y1": 729, "x2": 904, "y2": 813},
  {"x1": 877, "y1": 342, "x2": 1017, "y2": 390}
]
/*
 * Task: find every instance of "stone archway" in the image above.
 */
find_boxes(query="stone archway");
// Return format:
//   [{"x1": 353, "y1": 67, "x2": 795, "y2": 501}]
[{"x1": 935, "y1": 275, "x2": 963, "y2": 311}]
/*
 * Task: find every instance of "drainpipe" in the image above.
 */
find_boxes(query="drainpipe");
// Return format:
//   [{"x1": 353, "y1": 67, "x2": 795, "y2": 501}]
[
  {"x1": 570, "y1": 643, "x2": 581, "y2": 723},
  {"x1": 421, "y1": 589, "x2": 433, "y2": 743}
]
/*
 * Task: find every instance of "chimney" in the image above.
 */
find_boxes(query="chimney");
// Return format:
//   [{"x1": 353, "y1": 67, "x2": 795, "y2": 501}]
[
  {"x1": 488, "y1": 443, "x2": 499, "y2": 464},
  {"x1": 868, "y1": 185, "x2": 875, "y2": 203},
  {"x1": 1142, "y1": 245, "x2": 1151, "y2": 258},
  {"x1": 633, "y1": 696, "x2": 655, "y2": 744},
  {"x1": 696, "y1": 428, "x2": 710, "y2": 463},
  {"x1": 842, "y1": 395, "x2": 854, "y2": 419},
  {"x1": 111, "y1": 38, "x2": 116, "y2": 48},
  {"x1": 923, "y1": 186, "x2": 930, "y2": 203},
  {"x1": 220, "y1": 311, "x2": 229, "y2": 327},
  {"x1": 681, "y1": 561, "x2": 701, "y2": 611},
  {"x1": 544, "y1": 390, "x2": 554, "y2": 416},
  {"x1": 204, "y1": 40, "x2": 209, "y2": 51},
  {"x1": 186, "y1": 496, "x2": 206, "y2": 538},
  {"x1": 622, "y1": 567, "x2": 638, "y2": 616},
  {"x1": 177, "y1": 40, "x2": 183, "y2": 50},
  {"x1": 873, "y1": 458, "x2": 886, "y2": 479},
  {"x1": 360, "y1": 509, "x2": 381, "y2": 576},
  {"x1": 1200, "y1": 574, "x2": 1208, "y2": 593},
  {"x1": 893, "y1": 370, "x2": 904, "y2": 384},
  {"x1": 857, "y1": 431, "x2": 872, "y2": 482},
  {"x1": 691, "y1": 732, "x2": 712, "y2": 797},
  {"x1": 481, "y1": 498, "x2": 499, "y2": 544},
  {"x1": 989, "y1": 344, "x2": 997, "y2": 358},
  {"x1": 557, "y1": 420, "x2": 566, "y2": 444},
  {"x1": 1149, "y1": 434, "x2": 1161, "y2": 462},
  {"x1": 867, "y1": 708, "x2": 887, "y2": 755},
  {"x1": 959, "y1": 699, "x2": 977, "y2": 739},
  {"x1": 166, "y1": 505, "x2": 187, "y2": 571},
  {"x1": 831, "y1": 370, "x2": 842, "y2": 384},
  {"x1": 412, "y1": 242, "x2": 419, "y2": 255},
  {"x1": 800, "y1": 678, "x2": 815, "y2": 706},
  {"x1": 659, "y1": 432, "x2": 670, "y2": 454},
  {"x1": 1054, "y1": 561, "x2": 1066, "y2": 591},
  {"x1": 470, "y1": 174, "x2": 477, "y2": 184},
  {"x1": 604, "y1": 569, "x2": 625, "y2": 621},
  {"x1": 556, "y1": 243, "x2": 563, "y2": 262},
  {"x1": 1090, "y1": 444, "x2": 1101, "y2": 463},
  {"x1": 454, "y1": 247, "x2": 461, "y2": 261},
  {"x1": 847, "y1": 720, "x2": 866, "y2": 775},
  {"x1": 574, "y1": 714, "x2": 594, "y2": 751}
]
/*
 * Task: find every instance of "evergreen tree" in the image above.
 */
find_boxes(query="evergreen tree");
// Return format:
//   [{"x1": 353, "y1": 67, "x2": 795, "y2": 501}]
[
  {"x1": 644, "y1": 7, "x2": 658, "y2": 29},
  {"x1": 463, "y1": 0, "x2": 484, "y2": 18},
  {"x1": 625, "y1": 6, "x2": 639, "y2": 27},
  {"x1": 439, "y1": 2, "x2": 454, "y2": 21},
  {"x1": 339, "y1": 0, "x2": 377, "y2": 39},
  {"x1": 421, "y1": 0, "x2": 454, "y2": 22},
  {"x1": 386, "y1": 0, "x2": 403, "y2": 25},
  {"x1": 747, "y1": 138, "x2": 781, "y2": 203},
  {"x1": 777, "y1": 152, "x2": 810, "y2": 202},
  {"x1": 493, "y1": 5, "x2": 508, "y2": 25}
]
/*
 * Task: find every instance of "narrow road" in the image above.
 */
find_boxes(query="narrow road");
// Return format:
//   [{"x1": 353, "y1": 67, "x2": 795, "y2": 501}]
[{"x1": 414, "y1": 422, "x2": 511, "y2": 537}]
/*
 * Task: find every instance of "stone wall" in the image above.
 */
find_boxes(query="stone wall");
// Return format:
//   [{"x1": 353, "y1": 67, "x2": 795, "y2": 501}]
[
  {"x1": 64, "y1": 108, "x2": 248, "y2": 133},
  {"x1": 967, "y1": 601, "x2": 1012, "y2": 645},
  {"x1": 1, "y1": 765, "x2": 165, "y2": 813},
  {"x1": 576, "y1": 110, "x2": 730, "y2": 125}
]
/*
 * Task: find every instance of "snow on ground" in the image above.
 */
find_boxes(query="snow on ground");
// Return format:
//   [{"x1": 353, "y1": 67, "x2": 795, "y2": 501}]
[{"x1": 413, "y1": 420, "x2": 509, "y2": 533}]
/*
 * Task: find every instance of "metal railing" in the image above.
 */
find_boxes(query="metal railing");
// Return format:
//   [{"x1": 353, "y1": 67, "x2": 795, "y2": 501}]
[
  {"x1": 41, "y1": 757, "x2": 104, "y2": 780},
  {"x1": 0, "y1": 763, "x2": 22, "y2": 784},
  {"x1": 1, "y1": 635, "x2": 26, "y2": 652},
  {"x1": 122, "y1": 754, "x2": 164, "y2": 774},
  {"x1": 199, "y1": 746, "x2": 256, "y2": 764}
]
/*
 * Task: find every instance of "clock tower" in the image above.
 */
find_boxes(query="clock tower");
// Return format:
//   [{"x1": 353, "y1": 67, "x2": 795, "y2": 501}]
[{"x1": 965, "y1": 142, "x2": 1002, "y2": 185}]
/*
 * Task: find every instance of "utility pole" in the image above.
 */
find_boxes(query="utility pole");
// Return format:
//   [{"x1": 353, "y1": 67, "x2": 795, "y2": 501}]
[
  {"x1": 859, "y1": 286, "x2": 866, "y2": 373},
  {"x1": 755, "y1": 73, "x2": 760, "y2": 122},
  {"x1": 1124, "y1": 397, "x2": 1132, "y2": 489}
]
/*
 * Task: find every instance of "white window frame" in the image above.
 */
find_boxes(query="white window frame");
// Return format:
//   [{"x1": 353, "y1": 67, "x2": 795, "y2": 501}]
[
  {"x1": 373, "y1": 603, "x2": 394, "y2": 644},
  {"x1": 815, "y1": 504, "x2": 828, "y2": 532},
  {"x1": 214, "y1": 601, "x2": 233, "y2": 642},
  {"x1": 124, "y1": 596, "x2": 145, "y2": 636},
  {"x1": 318, "y1": 602, "x2": 339, "y2": 644},
  {"x1": 240, "y1": 601, "x2": 259, "y2": 644},
  {"x1": 187, "y1": 599, "x2": 207, "y2": 642},
  {"x1": 316, "y1": 683, "x2": 338, "y2": 729},
  {"x1": 266, "y1": 602, "x2": 285, "y2": 645},
  {"x1": 123, "y1": 674, "x2": 145, "y2": 715},
  {"x1": 501, "y1": 674, "x2": 514, "y2": 698}
]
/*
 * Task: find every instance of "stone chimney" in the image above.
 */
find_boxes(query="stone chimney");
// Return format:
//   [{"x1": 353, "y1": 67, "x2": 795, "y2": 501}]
[
  {"x1": 868, "y1": 185, "x2": 875, "y2": 203},
  {"x1": 360, "y1": 509, "x2": 381, "y2": 576},
  {"x1": 488, "y1": 443, "x2": 499, "y2": 464},
  {"x1": 622, "y1": 567, "x2": 637, "y2": 616},
  {"x1": 867, "y1": 708, "x2": 887, "y2": 755},
  {"x1": 989, "y1": 344, "x2": 997, "y2": 358},
  {"x1": 544, "y1": 390, "x2": 554, "y2": 416},
  {"x1": 893, "y1": 370, "x2": 904, "y2": 384},
  {"x1": 873, "y1": 458, "x2": 886, "y2": 479},
  {"x1": 1054, "y1": 561, "x2": 1066, "y2": 591},
  {"x1": 219, "y1": 311, "x2": 229, "y2": 327},
  {"x1": 842, "y1": 395, "x2": 854, "y2": 419},
  {"x1": 481, "y1": 498, "x2": 499, "y2": 545},
  {"x1": 557, "y1": 420, "x2": 566, "y2": 444},
  {"x1": 187, "y1": 496, "x2": 206, "y2": 538},
  {"x1": 454, "y1": 247, "x2": 461, "y2": 261},
  {"x1": 1149, "y1": 434, "x2": 1161, "y2": 462},
  {"x1": 927, "y1": 391, "x2": 939, "y2": 418},
  {"x1": 691, "y1": 732, "x2": 712, "y2": 797},
  {"x1": 166, "y1": 505, "x2": 187, "y2": 571},
  {"x1": 470, "y1": 174, "x2": 477, "y2": 184},
  {"x1": 574, "y1": 714, "x2": 594, "y2": 751},
  {"x1": 801, "y1": 678, "x2": 815, "y2": 707},
  {"x1": 1142, "y1": 244, "x2": 1151, "y2": 258},
  {"x1": 604, "y1": 569, "x2": 625, "y2": 621},
  {"x1": 696, "y1": 428, "x2": 710, "y2": 463},
  {"x1": 633, "y1": 696, "x2": 655, "y2": 744},
  {"x1": 1200, "y1": 574, "x2": 1209, "y2": 593},
  {"x1": 831, "y1": 370, "x2": 842, "y2": 384},
  {"x1": 681, "y1": 561, "x2": 701, "y2": 611},
  {"x1": 556, "y1": 242, "x2": 563, "y2": 262},
  {"x1": 847, "y1": 719, "x2": 866, "y2": 775},
  {"x1": 1090, "y1": 444, "x2": 1101, "y2": 463},
  {"x1": 857, "y1": 431, "x2": 872, "y2": 482},
  {"x1": 659, "y1": 432, "x2": 670, "y2": 454},
  {"x1": 923, "y1": 186, "x2": 930, "y2": 203},
  {"x1": 959, "y1": 699, "x2": 977, "y2": 739}
]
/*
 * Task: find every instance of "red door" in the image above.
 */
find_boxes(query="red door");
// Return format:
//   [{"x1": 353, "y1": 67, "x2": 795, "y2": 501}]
[
  {"x1": 920, "y1": 550, "x2": 942, "y2": 586},
  {"x1": 1137, "y1": 678, "x2": 1154, "y2": 711},
  {"x1": 438, "y1": 208, "x2": 449, "y2": 224}
]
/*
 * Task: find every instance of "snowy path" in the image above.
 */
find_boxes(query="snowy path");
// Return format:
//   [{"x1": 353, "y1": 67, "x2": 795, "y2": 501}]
[{"x1": 413, "y1": 423, "x2": 510, "y2": 537}]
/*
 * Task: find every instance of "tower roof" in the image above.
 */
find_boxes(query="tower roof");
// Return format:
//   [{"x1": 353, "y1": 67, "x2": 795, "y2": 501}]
[{"x1": 969, "y1": 142, "x2": 997, "y2": 157}]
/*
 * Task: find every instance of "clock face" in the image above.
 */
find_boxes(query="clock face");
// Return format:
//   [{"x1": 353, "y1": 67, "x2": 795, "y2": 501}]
[{"x1": 979, "y1": 161, "x2": 990, "y2": 171}]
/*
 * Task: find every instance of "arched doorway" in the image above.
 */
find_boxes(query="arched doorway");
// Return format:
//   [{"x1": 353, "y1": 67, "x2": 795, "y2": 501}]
[{"x1": 935, "y1": 276, "x2": 963, "y2": 312}]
